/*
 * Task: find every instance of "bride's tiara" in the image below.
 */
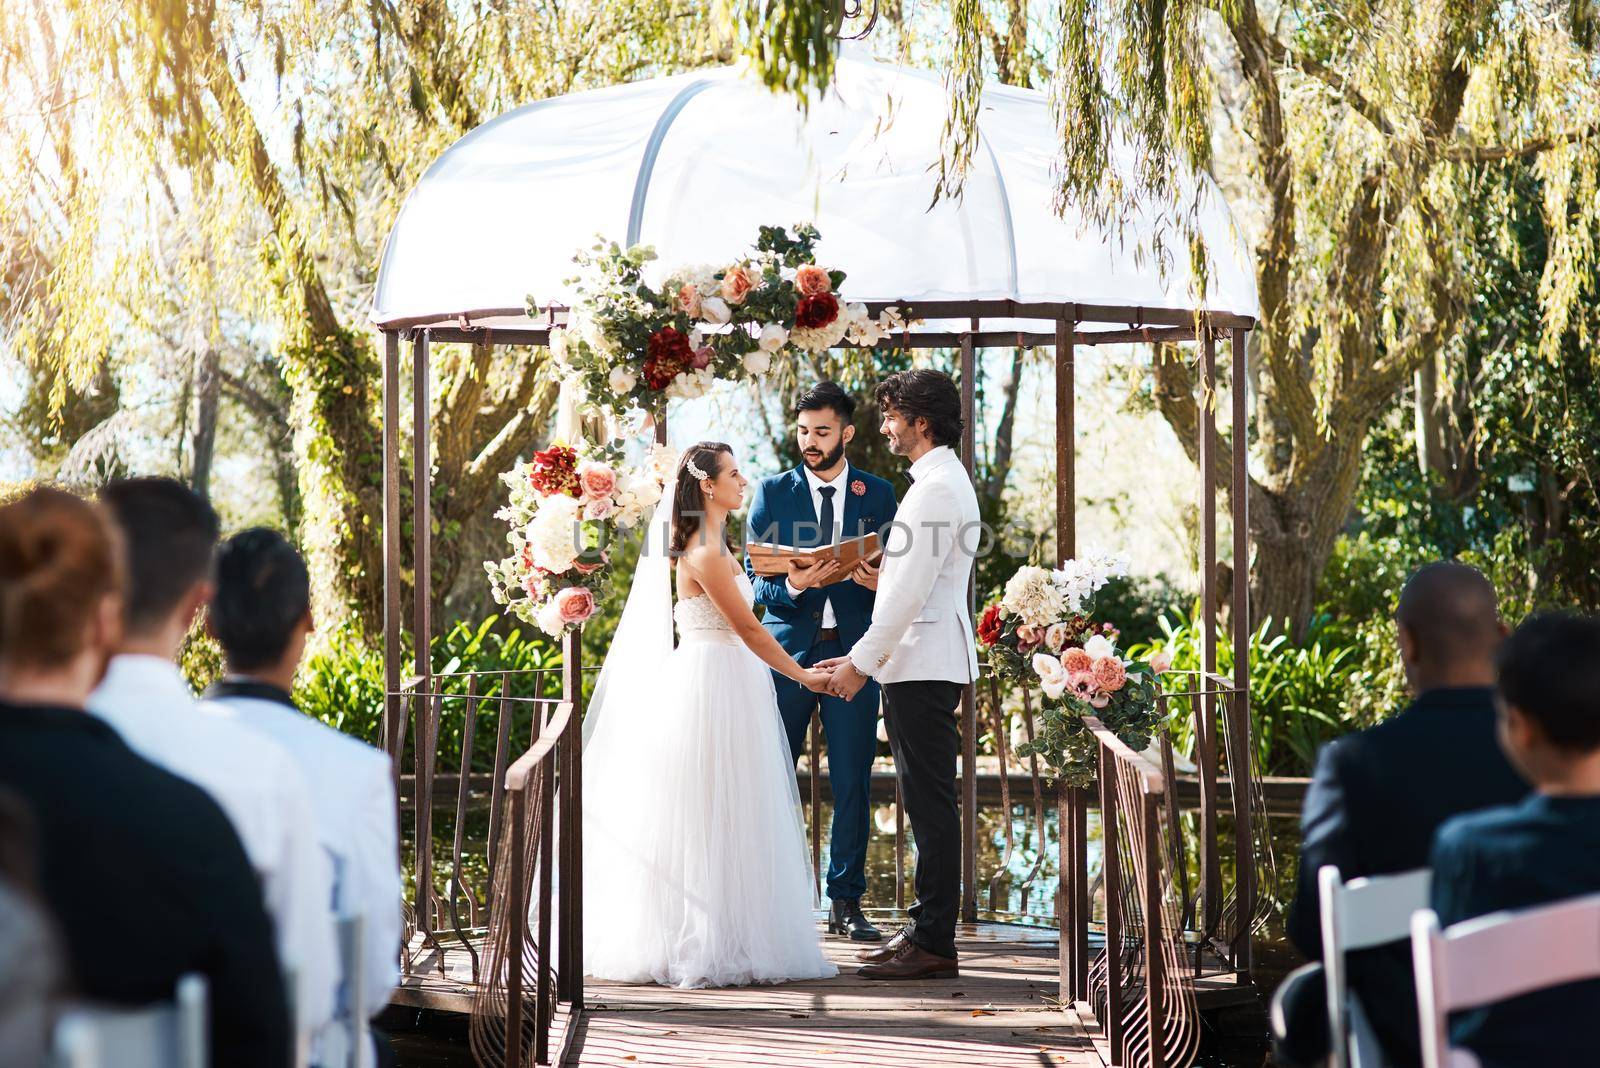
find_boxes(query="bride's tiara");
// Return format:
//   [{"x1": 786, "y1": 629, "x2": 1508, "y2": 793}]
[{"x1": 684, "y1": 456, "x2": 709, "y2": 482}]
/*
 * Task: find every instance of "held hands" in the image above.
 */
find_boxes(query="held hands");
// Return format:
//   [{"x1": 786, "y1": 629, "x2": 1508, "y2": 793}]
[
  {"x1": 799, "y1": 668, "x2": 834, "y2": 693},
  {"x1": 786, "y1": 556, "x2": 847, "y2": 591},
  {"x1": 809, "y1": 656, "x2": 869, "y2": 699}
]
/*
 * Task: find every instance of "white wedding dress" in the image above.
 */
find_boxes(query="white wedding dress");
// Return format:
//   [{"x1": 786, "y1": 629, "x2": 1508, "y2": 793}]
[{"x1": 580, "y1": 569, "x2": 837, "y2": 988}]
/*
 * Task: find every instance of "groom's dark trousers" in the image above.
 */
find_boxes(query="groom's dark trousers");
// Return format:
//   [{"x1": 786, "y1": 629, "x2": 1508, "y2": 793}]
[{"x1": 882, "y1": 678, "x2": 963, "y2": 959}]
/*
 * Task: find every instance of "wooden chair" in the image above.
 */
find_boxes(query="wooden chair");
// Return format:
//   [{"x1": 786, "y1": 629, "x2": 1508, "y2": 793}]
[
  {"x1": 1319, "y1": 865, "x2": 1432, "y2": 1068},
  {"x1": 1412, "y1": 893, "x2": 1600, "y2": 1068},
  {"x1": 52, "y1": 974, "x2": 207, "y2": 1068}
]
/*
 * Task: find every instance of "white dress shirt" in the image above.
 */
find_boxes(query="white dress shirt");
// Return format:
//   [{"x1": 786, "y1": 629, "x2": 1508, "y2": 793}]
[
  {"x1": 847, "y1": 446, "x2": 981, "y2": 684},
  {"x1": 87, "y1": 656, "x2": 337, "y2": 1041},
  {"x1": 203, "y1": 686, "x2": 401, "y2": 1068},
  {"x1": 785, "y1": 464, "x2": 849, "y2": 629}
]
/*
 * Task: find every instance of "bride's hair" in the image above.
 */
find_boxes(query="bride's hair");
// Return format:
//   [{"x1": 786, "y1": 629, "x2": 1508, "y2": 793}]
[{"x1": 670, "y1": 442, "x2": 734, "y2": 557}]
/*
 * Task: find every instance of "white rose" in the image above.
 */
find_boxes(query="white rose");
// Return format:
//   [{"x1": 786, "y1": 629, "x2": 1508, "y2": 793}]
[
  {"x1": 608, "y1": 366, "x2": 637, "y2": 395},
  {"x1": 549, "y1": 327, "x2": 572, "y2": 368},
  {"x1": 742, "y1": 350, "x2": 772, "y2": 375},
  {"x1": 758, "y1": 323, "x2": 789, "y2": 353},
  {"x1": 535, "y1": 598, "x2": 566, "y2": 637},
  {"x1": 699, "y1": 296, "x2": 732, "y2": 325},
  {"x1": 1032, "y1": 653, "x2": 1069, "y2": 700},
  {"x1": 1082, "y1": 633, "x2": 1116, "y2": 660}
]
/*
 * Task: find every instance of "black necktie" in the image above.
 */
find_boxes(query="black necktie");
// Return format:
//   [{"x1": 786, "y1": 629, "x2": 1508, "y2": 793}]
[{"x1": 817, "y1": 485, "x2": 837, "y2": 544}]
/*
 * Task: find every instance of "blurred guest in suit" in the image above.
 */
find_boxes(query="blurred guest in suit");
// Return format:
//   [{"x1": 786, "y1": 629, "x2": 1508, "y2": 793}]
[
  {"x1": 203, "y1": 528, "x2": 401, "y2": 1068},
  {"x1": 87, "y1": 477, "x2": 335, "y2": 1048},
  {"x1": 1275, "y1": 562, "x2": 1528, "y2": 1066},
  {"x1": 1430, "y1": 612, "x2": 1600, "y2": 1068}
]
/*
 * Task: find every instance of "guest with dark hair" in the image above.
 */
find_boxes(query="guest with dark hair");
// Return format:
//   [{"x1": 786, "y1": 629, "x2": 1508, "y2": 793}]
[
  {"x1": 1428, "y1": 612, "x2": 1600, "y2": 1067},
  {"x1": 0, "y1": 487, "x2": 290, "y2": 1067},
  {"x1": 1275, "y1": 561, "x2": 1528, "y2": 1066},
  {"x1": 203, "y1": 528, "x2": 402, "y2": 1068},
  {"x1": 87, "y1": 477, "x2": 336, "y2": 1046}
]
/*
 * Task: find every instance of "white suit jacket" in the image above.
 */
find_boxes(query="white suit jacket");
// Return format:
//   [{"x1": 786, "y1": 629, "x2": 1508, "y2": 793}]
[
  {"x1": 203, "y1": 689, "x2": 402, "y2": 1068},
  {"x1": 848, "y1": 446, "x2": 980, "y2": 685},
  {"x1": 87, "y1": 656, "x2": 337, "y2": 1039}
]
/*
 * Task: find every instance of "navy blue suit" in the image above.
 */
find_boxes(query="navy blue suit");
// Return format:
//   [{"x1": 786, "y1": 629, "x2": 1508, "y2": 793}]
[
  {"x1": 745, "y1": 464, "x2": 898, "y2": 902},
  {"x1": 1431, "y1": 793, "x2": 1600, "y2": 1068},
  {"x1": 1284, "y1": 687, "x2": 1529, "y2": 1065}
]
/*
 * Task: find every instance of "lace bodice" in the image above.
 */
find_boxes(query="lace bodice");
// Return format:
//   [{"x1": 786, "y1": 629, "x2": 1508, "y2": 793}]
[{"x1": 673, "y1": 571, "x2": 753, "y2": 635}]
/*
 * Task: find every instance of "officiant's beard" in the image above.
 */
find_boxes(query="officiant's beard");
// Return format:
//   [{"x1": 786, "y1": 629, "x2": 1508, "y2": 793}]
[{"x1": 801, "y1": 439, "x2": 846, "y2": 475}]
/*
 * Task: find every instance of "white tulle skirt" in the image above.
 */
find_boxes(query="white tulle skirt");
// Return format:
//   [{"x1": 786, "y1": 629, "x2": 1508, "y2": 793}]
[{"x1": 580, "y1": 631, "x2": 838, "y2": 988}]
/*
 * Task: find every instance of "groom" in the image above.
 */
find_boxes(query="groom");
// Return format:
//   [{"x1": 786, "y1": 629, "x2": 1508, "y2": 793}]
[
  {"x1": 820, "y1": 368, "x2": 980, "y2": 981},
  {"x1": 746, "y1": 381, "x2": 899, "y2": 943}
]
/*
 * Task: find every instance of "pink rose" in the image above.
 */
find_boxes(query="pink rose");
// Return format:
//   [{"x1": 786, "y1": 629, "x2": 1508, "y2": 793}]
[
  {"x1": 1068, "y1": 671, "x2": 1097, "y2": 700},
  {"x1": 690, "y1": 345, "x2": 713, "y2": 370},
  {"x1": 1061, "y1": 647, "x2": 1093, "y2": 674},
  {"x1": 554, "y1": 585, "x2": 596, "y2": 626},
  {"x1": 1089, "y1": 692, "x2": 1111, "y2": 710},
  {"x1": 577, "y1": 461, "x2": 617, "y2": 500},
  {"x1": 1016, "y1": 624, "x2": 1043, "y2": 650},
  {"x1": 582, "y1": 496, "x2": 615, "y2": 521},
  {"x1": 1091, "y1": 655, "x2": 1127, "y2": 693},
  {"x1": 676, "y1": 283, "x2": 701, "y2": 317},
  {"x1": 1149, "y1": 650, "x2": 1173, "y2": 675},
  {"x1": 794, "y1": 264, "x2": 832, "y2": 297},
  {"x1": 720, "y1": 264, "x2": 757, "y2": 305}
]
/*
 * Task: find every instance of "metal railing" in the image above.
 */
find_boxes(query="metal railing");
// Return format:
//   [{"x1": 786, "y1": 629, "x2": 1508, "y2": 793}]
[{"x1": 386, "y1": 632, "x2": 586, "y2": 1067}]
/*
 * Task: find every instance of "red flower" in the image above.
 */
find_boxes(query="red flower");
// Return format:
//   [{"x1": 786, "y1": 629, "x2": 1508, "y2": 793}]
[
  {"x1": 528, "y1": 444, "x2": 580, "y2": 497},
  {"x1": 978, "y1": 603, "x2": 1004, "y2": 646},
  {"x1": 644, "y1": 326, "x2": 692, "y2": 389},
  {"x1": 851, "y1": 479, "x2": 867, "y2": 497},
  {"x1": 794, "y1": 293, "x2": 840, "y2": 330}
]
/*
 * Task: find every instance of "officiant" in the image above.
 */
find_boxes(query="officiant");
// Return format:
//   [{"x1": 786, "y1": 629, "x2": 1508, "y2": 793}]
[{"x1": 746, "y1": 382, "x2": 898, "y2": 942}]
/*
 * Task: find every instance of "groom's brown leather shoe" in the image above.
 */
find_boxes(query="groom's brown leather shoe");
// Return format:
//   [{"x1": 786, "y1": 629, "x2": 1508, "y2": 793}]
[
  {"x1": 856, "y1": 926, "x2": 911, "y2": 964},
  {"x1": 856, "y1": 939, "x2": 959, "y2": 980}
]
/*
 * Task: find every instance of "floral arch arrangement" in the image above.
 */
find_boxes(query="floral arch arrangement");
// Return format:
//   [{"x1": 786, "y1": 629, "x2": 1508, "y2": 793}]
[
  {"x1": 980, "y1": 552, "x2": 1170, "y2": 787},
  {"x1": 545, "y1": 224, "x2": 908, "y2": 417},
  {"x1": 485, "y1": 440, "x2": 678, "y2": 636}
]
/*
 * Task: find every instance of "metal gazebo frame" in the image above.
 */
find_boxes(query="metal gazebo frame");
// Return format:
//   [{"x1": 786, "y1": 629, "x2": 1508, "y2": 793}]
[{"x1": 375, "y1": 294, "x2": 1258, "y2": 1066}]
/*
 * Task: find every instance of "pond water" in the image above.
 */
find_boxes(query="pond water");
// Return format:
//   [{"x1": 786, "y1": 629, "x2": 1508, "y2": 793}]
[{"x1": 395, "y1": 799, "x2": 1303, "y2": 1066}]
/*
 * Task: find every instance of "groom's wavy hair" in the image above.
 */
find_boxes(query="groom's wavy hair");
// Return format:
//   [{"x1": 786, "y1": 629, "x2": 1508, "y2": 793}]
[
  {"x1": 670, "y1": 442, "x2": 736, "y2": 557},
  {"x1": 874, "y1": 369, "x2": 964, "y2": 448}
]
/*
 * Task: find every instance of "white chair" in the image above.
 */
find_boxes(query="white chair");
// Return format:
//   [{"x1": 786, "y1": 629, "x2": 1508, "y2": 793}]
[
  {"x1": 337, "y1": 914, "x2": 372, "y2": 1068},
  {"x1": 52, "y1": 973, "x2": 208, "y2": 1068},
  {"x1": 1412, "y1": 893, "x2": 1600, "y2": 1068},
  {"x1": 1320, "y1": 864, "x2": 1433, "y2": 1068}
]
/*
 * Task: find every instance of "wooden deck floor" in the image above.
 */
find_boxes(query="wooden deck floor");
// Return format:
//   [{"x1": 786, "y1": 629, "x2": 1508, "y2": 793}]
[{"x1": 398, "y1": 921, "x2": 1104, "y2": 1066}]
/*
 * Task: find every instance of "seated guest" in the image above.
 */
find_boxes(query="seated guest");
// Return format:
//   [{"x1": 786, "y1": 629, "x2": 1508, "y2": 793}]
[
  {"x1": 0, "y1": 487, "x2": 289, "y2": 1066},
  {"x1": 1430, "y1": 613, "x2": 1600, "y2": 1068},
  {"x1": 203, "y1": 528, "x2": 402, "y2": 1068},
  {"x1": 86, "y1": 477, "x2": 336, "y2": 1042},
  {"x1": 1277, "y1": 562, "x2": 1528, "y2": 1066}
]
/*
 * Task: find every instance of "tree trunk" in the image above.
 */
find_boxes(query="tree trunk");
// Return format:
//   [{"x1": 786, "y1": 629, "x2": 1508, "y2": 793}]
[
  {"x1": 196, "y1": 33, "x2": 385, "y2": 630},
  {"x1": 190, "y1": 348, "x2": 220, "y2": 499}
]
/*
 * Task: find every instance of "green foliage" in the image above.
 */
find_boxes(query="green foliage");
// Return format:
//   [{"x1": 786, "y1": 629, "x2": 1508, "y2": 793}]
[
  {"x1": 1015, "y1": 664, "x2": 1163, "y2": 790},
  {"x1": 295, "y1": 617, "x2": 560, "y2": 773},
  {"x1": 1129, "y1": 610, "x2": 1375, "y2": 778}
]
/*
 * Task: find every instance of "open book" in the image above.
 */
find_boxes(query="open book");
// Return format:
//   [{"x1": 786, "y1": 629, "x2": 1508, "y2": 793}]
[{"x1": 747, "y1": 532, "x2": 882, "y2": 577}]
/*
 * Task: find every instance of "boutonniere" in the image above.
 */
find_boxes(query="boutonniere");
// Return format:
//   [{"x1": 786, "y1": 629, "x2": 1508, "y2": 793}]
[{"x1": 850, "y1": 479, "x2": 867, "y2": 497}]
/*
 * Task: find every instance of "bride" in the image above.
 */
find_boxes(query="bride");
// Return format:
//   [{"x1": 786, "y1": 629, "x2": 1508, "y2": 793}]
[{"x1": 580, "y1": 441, "x2": 839, "y2": 988}]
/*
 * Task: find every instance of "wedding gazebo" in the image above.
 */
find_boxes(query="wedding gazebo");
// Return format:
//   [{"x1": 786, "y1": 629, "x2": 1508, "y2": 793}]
[{"x1": 372, "y1": 48, "x2": 1261, "y2": 1068}]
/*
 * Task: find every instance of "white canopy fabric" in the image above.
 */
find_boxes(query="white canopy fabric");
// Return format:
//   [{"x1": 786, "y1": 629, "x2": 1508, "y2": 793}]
[{"x1": 370, "y1": 49, "x2": 1259, "y2": 334}]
